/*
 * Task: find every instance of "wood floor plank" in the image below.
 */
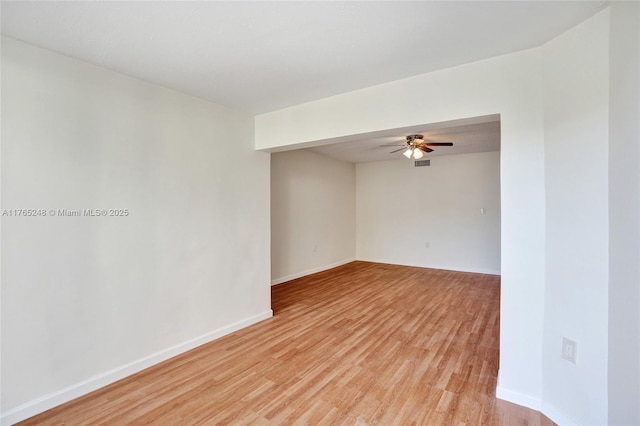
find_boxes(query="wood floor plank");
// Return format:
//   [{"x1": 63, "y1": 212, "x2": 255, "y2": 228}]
[{"x1": 17, "y1": 261, "x2": 554, "y2": 425}]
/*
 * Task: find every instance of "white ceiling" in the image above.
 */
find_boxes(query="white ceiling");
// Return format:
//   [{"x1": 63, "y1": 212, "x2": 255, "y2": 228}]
[
  {"x1": 308, "y1": 114, "x2": 501, "y2": 163},
  {"x1": 1, "y1": 1, "x2": 605, "y2": 115}
]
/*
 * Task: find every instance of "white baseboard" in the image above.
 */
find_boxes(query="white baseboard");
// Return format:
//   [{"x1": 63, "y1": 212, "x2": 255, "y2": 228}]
[
  {"x1": 496, "y1": 385, "x2": 541, "y2": 411},
  {"x1": 496, "y1": 380, "x2": 578, "y2": 426},
  {"x1": 271, "y1": 258, "x2": 356, "y2": 286},
  {"x1": 541, "y1": 401, "x2": 579, "y2": 426},
  {"x1": 0, "y1": 310, "x2": 273, "y2": 426},
  {"x1": 358, "y1": 257, "x2": 500, "y2": 276}
]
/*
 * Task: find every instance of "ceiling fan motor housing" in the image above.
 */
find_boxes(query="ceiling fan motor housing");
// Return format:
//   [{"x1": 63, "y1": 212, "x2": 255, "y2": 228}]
[{"x1": 407, "y1": 134, "x2": 424, "y2": 144}]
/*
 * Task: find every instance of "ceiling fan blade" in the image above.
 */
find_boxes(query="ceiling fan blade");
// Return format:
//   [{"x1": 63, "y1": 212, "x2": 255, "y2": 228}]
[
  {"x1": 418, "y1": 146, "x2": 434, "y2": 153},
  {"x1": 424, "y1": 142, "x2": 453, "y2": 146},
  {"x1": 379, "y1": 143, "x2": 406, "y2": 147},
  {"x1": 389, "y1": 147, "x2": 407, "y2": 153}
]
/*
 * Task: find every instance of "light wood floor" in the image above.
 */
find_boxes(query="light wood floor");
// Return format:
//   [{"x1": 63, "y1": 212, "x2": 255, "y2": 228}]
[{"x1": 19, "y1": 261, "x2": 554, "y2": 425}]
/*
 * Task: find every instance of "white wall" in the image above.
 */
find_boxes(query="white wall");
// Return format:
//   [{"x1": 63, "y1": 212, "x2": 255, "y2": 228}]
[
  {"x1": 608, "y1": 2, "x2": 640, "y2": 425},
  {"x1": 271, "y1": 150, "x2": 355, "y2": 284},
  {"x1": 541, "y1": 11, "x2": 610, "y2": 425},
  {"x1": 257, "y1": 48, "x2": 547, "y2": 407},
  {"x1": 356, "y1": 152, "x2": 500, "y2": 275},
  {"x1": 1, "y1": 37, "x2": 271, "y2": 424}
]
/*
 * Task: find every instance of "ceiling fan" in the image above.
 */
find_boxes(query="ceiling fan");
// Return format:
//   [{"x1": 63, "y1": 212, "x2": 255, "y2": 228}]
[{"x1": 382, "y1": 134, "x2": 453, "y2": 159}]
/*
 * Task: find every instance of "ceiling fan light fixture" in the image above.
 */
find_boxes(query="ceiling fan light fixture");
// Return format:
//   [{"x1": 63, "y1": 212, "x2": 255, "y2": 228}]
[{"x1": 385, "y1": 133, "x2": 452, "y2": 159}]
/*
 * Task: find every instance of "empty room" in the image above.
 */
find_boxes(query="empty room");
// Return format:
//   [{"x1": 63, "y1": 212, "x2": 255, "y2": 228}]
[{"x1": 1, "y1": 2, "x2": 639, "y2": 426}]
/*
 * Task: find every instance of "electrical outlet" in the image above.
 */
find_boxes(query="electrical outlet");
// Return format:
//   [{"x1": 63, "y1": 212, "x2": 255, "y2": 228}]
[{"x1": 562, "y1": 337, "x2": 577, "y2": 363}]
